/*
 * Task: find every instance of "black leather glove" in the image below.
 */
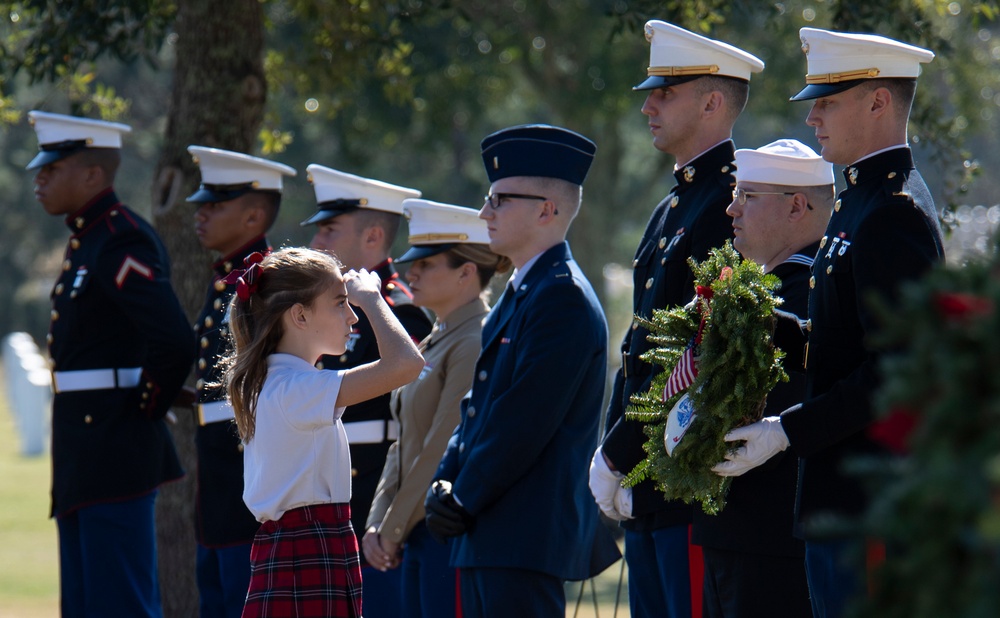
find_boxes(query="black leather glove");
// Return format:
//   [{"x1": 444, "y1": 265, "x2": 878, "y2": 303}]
[{"x1": 424, "y1": 480, "x2": 473, "y2": 543}]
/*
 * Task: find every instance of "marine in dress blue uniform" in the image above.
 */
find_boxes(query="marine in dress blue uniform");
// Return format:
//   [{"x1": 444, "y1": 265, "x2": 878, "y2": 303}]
[
  {"x1": 186, "y1": 146, "x2": 296, "y2": 618},
  {"x1": 696, "y1": 139, "x2": 835, "y2": 618},
  {"x1": 301, "y1": 165, "x2": 432, "y2": 617},
  {"x1": 588, "y1": 21, "x2": 763, "y2": 618},
  {"x1": 713, "y1": 30, "x2": 945, "y2": 618},
  {"x1": 29, "y1": 111, "x2": 194, "y2": 617},
  {"x1": 426, "y1": 125, "x2": 620, "y2": 618}
]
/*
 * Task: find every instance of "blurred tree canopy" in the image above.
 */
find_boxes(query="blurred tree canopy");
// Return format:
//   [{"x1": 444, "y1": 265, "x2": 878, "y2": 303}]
[{"x1": 0, "y1": 0, "x2": 998, "y2": 612}]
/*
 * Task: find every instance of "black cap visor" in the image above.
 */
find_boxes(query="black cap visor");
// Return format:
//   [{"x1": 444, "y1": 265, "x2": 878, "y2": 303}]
[
  {"x1": 632, "y1": 74, "x2": 704, "y2": 92},
  {"x1": 26, "y1": 140, "x2": 90, "y2": 170},
  {"x1": 790, "y1": 80, "x2": 866, "y2": 101},
  {"x1": 186, "y1": 184, "x2": 256, "y2": 203},
  {"x1": 299, "y1": 200, "x2": 363, "y2": 227},
  {"x1": 396, "y1": 243, "x2": 457, "y2": 264}
]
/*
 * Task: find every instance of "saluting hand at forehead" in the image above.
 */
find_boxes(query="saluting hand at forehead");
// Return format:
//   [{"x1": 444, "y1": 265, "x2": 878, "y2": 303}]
[{"x1": 344, "y1": 268, "x2": 382, "y2": 304}]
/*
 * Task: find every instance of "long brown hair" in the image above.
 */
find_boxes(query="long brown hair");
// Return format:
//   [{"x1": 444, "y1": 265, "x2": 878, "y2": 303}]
[{"x1": 223, "y1": 247, "x2": 343, "y2": 442}]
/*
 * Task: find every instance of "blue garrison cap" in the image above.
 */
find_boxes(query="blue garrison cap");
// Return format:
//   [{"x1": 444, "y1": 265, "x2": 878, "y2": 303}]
[{"x1": 480, "y1": 124, "x2": 597, "y2": 186}]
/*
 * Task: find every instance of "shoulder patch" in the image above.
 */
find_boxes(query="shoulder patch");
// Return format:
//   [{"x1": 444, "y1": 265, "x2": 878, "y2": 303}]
[{"x1": 115, "y1": 255, "x2": 154, "y2": 289}]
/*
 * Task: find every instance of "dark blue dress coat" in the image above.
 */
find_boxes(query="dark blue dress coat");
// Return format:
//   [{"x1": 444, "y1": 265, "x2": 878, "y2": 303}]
[{"x1": 436, "y1": 242, "x2": 621, "y2": 581}]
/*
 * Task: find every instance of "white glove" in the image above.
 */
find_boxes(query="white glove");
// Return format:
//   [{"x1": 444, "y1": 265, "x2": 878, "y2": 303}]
[
  {"x1": 712, "y1": 416, "x2": 790, "y2": 477},
  {"x1": 589, "y1": 447, "x2": 633, "y2": 521},
  {"x1": 613, "y1": 483, "x2": 633, "y2": 519}
]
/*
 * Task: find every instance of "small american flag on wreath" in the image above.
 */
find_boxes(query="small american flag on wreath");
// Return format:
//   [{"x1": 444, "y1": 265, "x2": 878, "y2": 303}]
[{"x1": 662, "y1": 339, "x2": 699, "y2": 402}]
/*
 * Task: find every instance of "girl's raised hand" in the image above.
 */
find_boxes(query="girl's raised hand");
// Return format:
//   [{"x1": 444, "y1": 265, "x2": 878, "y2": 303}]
[{"x1": 343, "y1": 269, "x2": 382, "y2": 309}]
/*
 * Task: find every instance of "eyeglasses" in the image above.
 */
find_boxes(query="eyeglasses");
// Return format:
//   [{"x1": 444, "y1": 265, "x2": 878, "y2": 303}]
[
  {"x1": 732, "y1": 187, "x2": 813, "y2": 210},
  {"x1": 483, "y1": 192, "x2": 548, "y2": 210}
]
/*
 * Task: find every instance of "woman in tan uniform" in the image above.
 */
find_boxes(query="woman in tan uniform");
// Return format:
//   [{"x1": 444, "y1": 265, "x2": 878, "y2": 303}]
[{"x1": 362, "y1": 198, "x2": 510, "y2": 618}]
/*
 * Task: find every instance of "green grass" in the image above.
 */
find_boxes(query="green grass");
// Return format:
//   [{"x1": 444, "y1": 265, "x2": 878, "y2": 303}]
[{"x1": 0, "y1": 362, "x2": 60, "y2": 617}]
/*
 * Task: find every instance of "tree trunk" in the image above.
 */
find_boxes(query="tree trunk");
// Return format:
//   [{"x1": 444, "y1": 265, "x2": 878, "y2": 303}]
[{"x1": 151, "y1": 1, "x2": 266, "y2": 615}]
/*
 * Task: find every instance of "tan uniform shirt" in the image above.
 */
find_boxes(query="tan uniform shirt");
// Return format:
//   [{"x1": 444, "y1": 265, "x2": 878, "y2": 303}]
[{"x1": 366, "y1": 297, "x2": 489, "y2": 542}]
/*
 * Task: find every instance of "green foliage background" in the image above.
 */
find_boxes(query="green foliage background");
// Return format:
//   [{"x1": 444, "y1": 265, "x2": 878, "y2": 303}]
[{"x1": 0, "y1": 1, "x2": 998, "y2": 346}]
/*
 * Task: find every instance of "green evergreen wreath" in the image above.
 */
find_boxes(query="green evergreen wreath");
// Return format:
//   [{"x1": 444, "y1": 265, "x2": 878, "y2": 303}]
[{"x1": 622, "y1": 242, "x2": 787, "y2": 514}]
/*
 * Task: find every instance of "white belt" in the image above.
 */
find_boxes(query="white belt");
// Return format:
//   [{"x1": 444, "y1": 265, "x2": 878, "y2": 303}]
[
  {"x1": 52, "y1": 368, "x2": 142, "y2": 394},
  {"x1": 198, "y1": 400, "x2": 235, "y2": 425},
  {"x1": 343, "y1": 419, "x2": 399, "y2": 445}
]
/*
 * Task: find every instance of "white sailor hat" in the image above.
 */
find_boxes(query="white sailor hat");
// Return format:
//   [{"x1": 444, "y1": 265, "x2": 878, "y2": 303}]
[
  {"x1": 186, "y1": 146, "x2": 297, "y2": 203},
  {"x1": 397, "y1": 199, "x2": 490, "y2": 263},
  {"x1": 26, "y1": 111, "x2": 132, "y2": 170},
  {"x1": 300, "y1": 164, "x2": 421, "y2": 226},
  {"x1": 634, "y1": 21, "x2": 764, "y2": 91},
  {"x1": 790, "y1": 28, "x2": 935, "y2": 101},
  {"x1": 734, "y1": 139, "x2": 835, "y2": 187}
]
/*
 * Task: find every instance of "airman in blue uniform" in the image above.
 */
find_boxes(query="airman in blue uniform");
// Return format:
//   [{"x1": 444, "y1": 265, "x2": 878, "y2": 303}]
[
  {"x1": 185, "y1": 146, "x2": 296, "y2": 618},
  {"x1": 714, "y1": 29, "x2": 945, "y2": 618},
  {"x1": 426, "y1": 124, "x2": 620, "y2": 618},
  {"x1": 301, "y1": 165, "x2": 433, "y2": 617},
  {"x1": 30, "y1": 111, "x2": 194, "y2": 617}
]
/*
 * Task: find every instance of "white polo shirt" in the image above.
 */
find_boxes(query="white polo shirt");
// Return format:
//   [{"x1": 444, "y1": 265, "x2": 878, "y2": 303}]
[{"x1": 243, "y1": 353, "x2": 351, "y2": 522}]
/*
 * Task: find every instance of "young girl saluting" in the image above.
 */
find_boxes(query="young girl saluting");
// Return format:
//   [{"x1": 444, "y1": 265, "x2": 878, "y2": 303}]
[{"x1": 224, "y1": 247, "x2": 424, "y2": 618}]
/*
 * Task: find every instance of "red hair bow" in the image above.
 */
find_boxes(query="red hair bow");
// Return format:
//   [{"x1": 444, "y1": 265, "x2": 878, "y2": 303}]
[{"x1": 223, "y1": 252, "x2": 265, "y2": 301}]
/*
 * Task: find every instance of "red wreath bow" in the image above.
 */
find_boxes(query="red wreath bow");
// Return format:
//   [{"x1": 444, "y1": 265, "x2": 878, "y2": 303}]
[{"x1": 223, "y1": 252, "x2": 265, "y2": 301}]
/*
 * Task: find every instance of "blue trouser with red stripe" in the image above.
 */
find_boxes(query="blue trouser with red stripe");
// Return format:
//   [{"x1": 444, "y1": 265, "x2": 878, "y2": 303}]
[{"x1": 625, "y1": 525, "x2": 694, "y2": 618}]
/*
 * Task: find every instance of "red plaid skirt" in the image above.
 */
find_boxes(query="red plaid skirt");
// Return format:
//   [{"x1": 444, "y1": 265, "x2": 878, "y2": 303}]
[{"x1": 242, "y1": 503, "x2": 362, "y2": 618}]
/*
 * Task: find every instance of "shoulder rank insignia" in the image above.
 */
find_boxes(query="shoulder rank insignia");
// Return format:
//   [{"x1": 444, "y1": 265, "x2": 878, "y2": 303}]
[{"x1": 115, "y1": 255, "x2": 153, "y2": 289}]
